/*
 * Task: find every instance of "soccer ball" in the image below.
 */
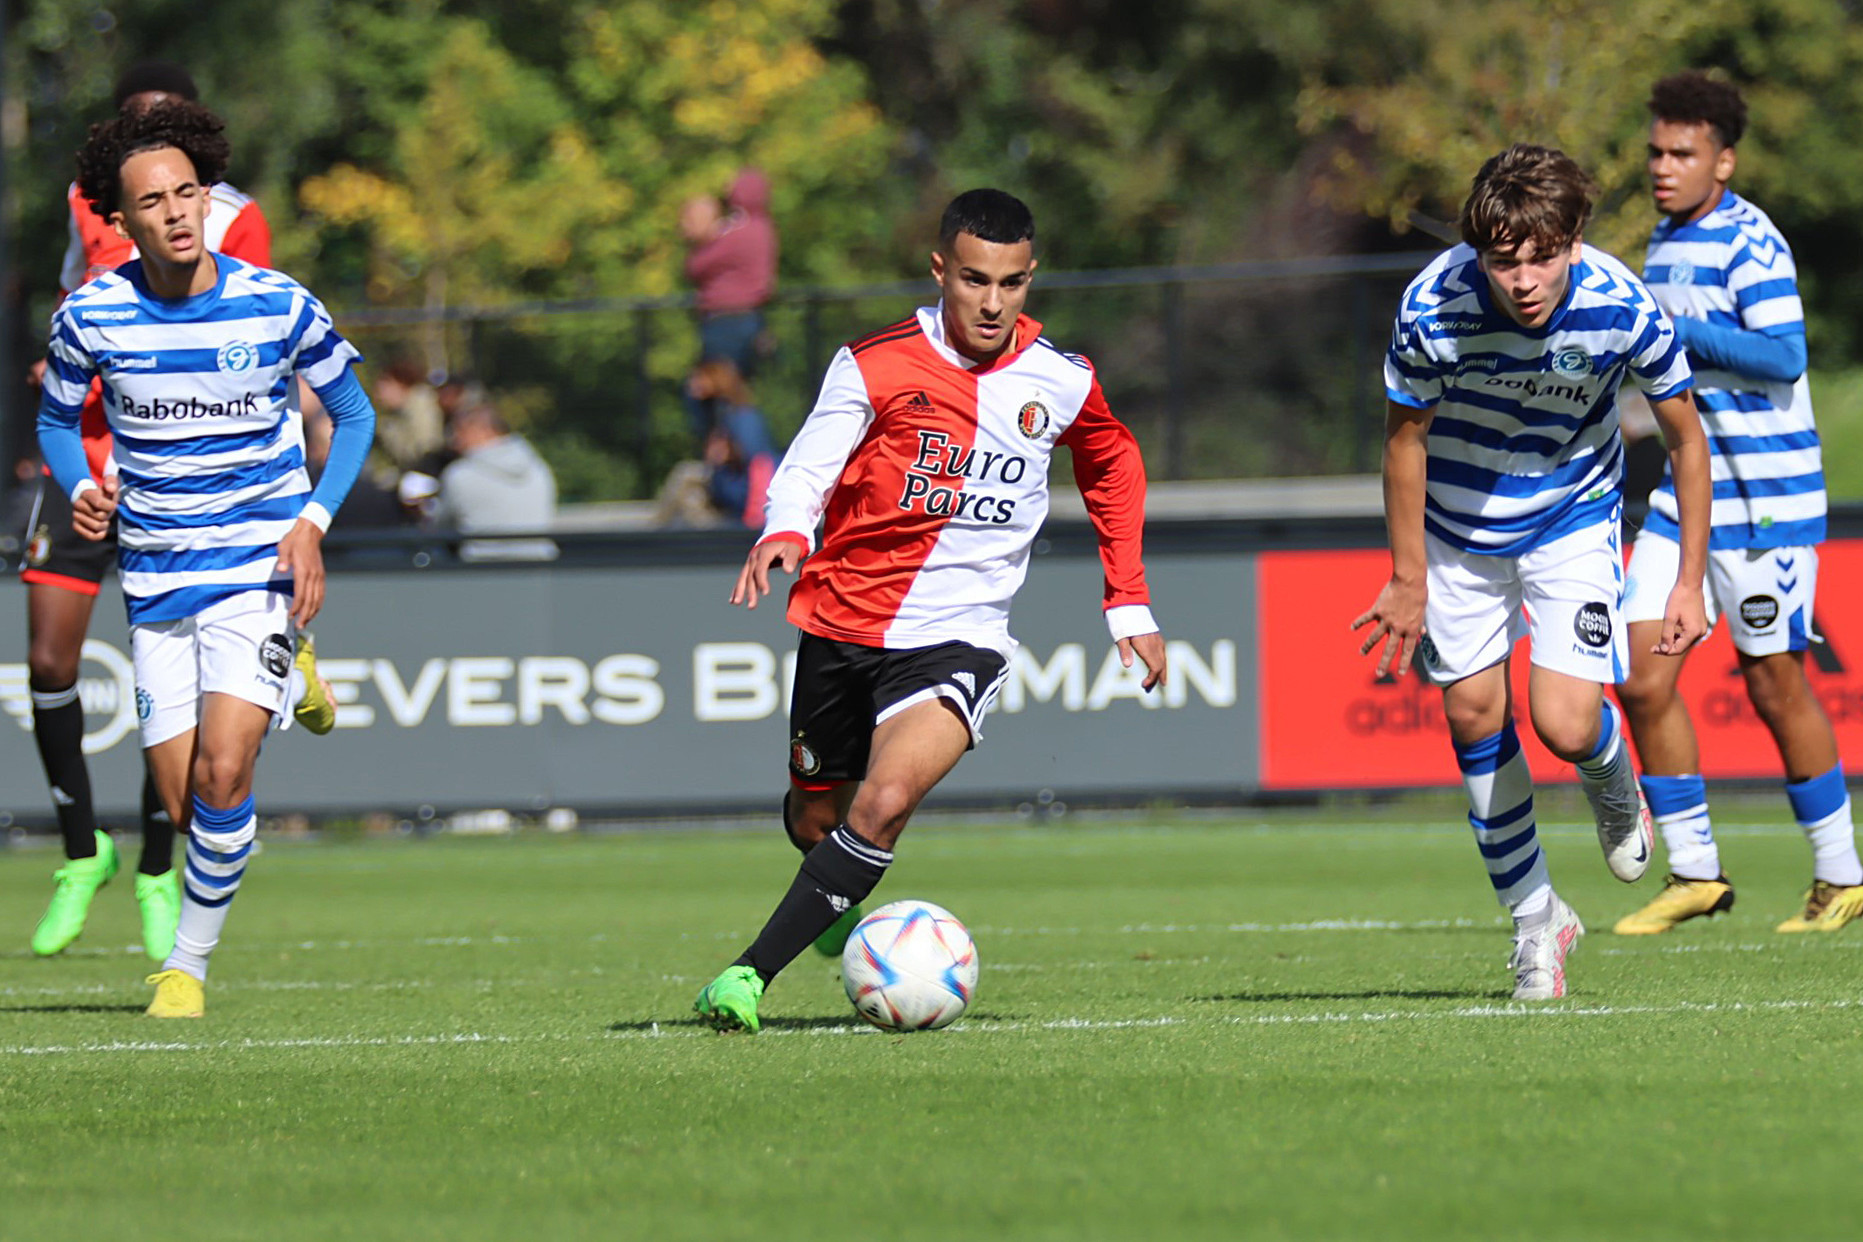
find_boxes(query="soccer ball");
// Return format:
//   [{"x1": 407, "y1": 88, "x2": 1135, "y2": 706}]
[{"x1": 840, "y1": 900, "x2": 980, "y2": 1031}]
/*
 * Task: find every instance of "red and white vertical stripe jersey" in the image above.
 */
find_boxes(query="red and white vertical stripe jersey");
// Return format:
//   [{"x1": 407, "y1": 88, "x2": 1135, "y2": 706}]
[
  {"x1": 762, "y1": 304, "x2": 1155, "y2": 656},
  {"x1": 56, "y1": 181, "x2": 273, "y2": 483}
]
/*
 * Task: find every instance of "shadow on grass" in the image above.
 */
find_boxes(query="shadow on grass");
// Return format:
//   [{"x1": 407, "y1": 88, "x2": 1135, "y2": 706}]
[
  {"x1": 1197, "y1": 988, "x2": 1497, "y2": 1004},
  {"x1": 0, "y1": 1003, "x2": 147, "y2": 1015},
  {"x1": 608, "y1": 1010, "x2": 1027, "y2": 1034}
]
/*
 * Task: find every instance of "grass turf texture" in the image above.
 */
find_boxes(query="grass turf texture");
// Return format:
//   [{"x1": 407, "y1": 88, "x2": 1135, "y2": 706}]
[{"x1": 3, "y1": 800, "x2": 1861, "y2": 1241}]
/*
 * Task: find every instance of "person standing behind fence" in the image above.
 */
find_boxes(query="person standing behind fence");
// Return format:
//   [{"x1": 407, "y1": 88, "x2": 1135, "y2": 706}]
[
  {"x1": 681, "y1": 169, "x2": 778, "y2": 383},
  {"x1": 434, "y1": 402, "x2": 558, "y2": 561}
]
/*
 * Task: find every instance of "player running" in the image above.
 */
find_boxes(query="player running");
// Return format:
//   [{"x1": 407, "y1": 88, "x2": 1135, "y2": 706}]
[
  {"x1": 1355, "y1": 145, "x2": 1712, "y2": 1000},
  {"x1": 1614, "y1": 73, "x2": 1862, "y2": 935},
  {"x1": 20, "y1": 63, "x2": 320, "y2": 966},
  {"x1": 694, "y1": 189, "x2": 1167, "y2": 1033},
  {"x1": 37, "y1": 100, "x2": 375, "y2": 1017}
]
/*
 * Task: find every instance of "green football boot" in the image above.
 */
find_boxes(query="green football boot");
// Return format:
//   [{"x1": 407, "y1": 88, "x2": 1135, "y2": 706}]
[
  {"x1": 31, "y1": 830, "x2": 119, "y2": 956},
  {"x1": 694, "y1": 965, "x2": 765, "y2": 1033},
  {"x1": 135, "y1": 869, "x2": 182, "y2": 963},
  {"x1": 813, "y1": 904, "x2": 863, "y2": 957}
]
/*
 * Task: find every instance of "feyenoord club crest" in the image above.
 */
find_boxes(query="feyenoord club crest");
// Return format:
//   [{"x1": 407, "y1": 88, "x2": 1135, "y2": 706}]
[
  {"x1": 1017, "y1": 400, "x2": 1050, "y2": 440},
  {"x1": 25, "y1": 524, "x2": 52, "y2": 567},
  {"x1": 790, "y1": 733, "x2": 822, "y2": 777}
]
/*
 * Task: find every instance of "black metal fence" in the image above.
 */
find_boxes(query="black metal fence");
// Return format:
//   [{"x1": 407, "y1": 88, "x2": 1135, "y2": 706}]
[{"x1": 333, "y1": 251, "x2": 1436, "y2": 500}]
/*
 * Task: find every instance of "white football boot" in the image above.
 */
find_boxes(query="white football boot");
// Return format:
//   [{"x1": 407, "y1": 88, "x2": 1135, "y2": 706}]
[
  {"x1": 1510, "y1": 895, "x2": 1584, "y2": 1001},
  {"x1": 1585, "y1": 772, "x2": 1654, "y2": 883}
]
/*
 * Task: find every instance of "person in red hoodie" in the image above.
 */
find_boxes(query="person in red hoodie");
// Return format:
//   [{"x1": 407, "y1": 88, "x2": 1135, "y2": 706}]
[{"x1": 681, "y1": 168, "x2": 778, "y2": 386}]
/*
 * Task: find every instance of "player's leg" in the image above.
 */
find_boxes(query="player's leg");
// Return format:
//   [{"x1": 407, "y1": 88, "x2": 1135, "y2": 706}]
[
  {"x1": 782, "y1": 783, "x2": 865, "y2": 955},
  {"x1": 1730, "y1": 548, "x2": 1863, "y2": 931},
  {"x1": 1519, "y1": 516, "x2": 1652, "y2": 884},
  {"x1": 1613, "y1": 531, "x2": 1732, "y2": 932},
  {"x1": 1423, "y1": 536, "x2": 1579, "y2": 999}
]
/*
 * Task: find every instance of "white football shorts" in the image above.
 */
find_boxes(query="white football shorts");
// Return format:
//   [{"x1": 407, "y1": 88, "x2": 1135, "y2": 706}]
[
  {"x1": 1623, "y1": 530, "x2": 1818, "y2": 656},
  {"x1": 1417, "y1": 518, "x2": 1628, "y2": 687},
  {"x1": 133, "y1": 590, "x2": 298, "y2": 748}
]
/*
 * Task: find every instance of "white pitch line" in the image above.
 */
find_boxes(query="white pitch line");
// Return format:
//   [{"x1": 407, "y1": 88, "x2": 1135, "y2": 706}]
[{"x1": 5, "y1": 996, "x2": 1861, "y2": 1057}]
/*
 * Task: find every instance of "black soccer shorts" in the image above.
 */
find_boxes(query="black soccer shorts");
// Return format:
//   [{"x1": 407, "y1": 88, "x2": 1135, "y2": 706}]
[
  {"x1": 18, "y1": 473, "x2": 116, "y2": 595},
  {"x1": 786, "y1": 632, "x2": 1010, "y2": 786}
]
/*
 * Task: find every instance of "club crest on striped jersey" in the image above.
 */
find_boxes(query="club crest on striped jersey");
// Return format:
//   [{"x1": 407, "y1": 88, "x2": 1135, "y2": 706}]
[
  {"x1": 1017, "y1": 400, "x2": 1051, "y2": 439},
  {"x1": 1550, "y1": 348, "x2": 1591, "y2": 378},
  {"x1": 217, "y1": 340, "x2": 259, "y2": 373},
  {"x1": 1668, "y1": 260, "x2": 1695, "y2": 286}
]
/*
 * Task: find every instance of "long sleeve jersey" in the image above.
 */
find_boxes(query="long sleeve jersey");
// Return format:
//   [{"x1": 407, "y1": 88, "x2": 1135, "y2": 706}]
[{"x1": 760, "y1": 304, "x2": 1155, "y2": 657}]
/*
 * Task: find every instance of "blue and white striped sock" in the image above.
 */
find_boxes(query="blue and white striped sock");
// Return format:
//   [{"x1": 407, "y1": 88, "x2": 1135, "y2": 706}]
[
  {"x1": 165, "y1": 794, "x2": 256, "y2": 982},
  {"x1": 1575, "y1": 699, "x2": 1630, "y2": 789},
  {"x1": 1643, "y1": 774, "x2": 1718, "y2": 881},
  {"x1": 1455, "y1": 721, "x2": 1550, "y2": 918},
  {"x1": 1785, "y1": 764, "x2": 1862, "y2": 887}
]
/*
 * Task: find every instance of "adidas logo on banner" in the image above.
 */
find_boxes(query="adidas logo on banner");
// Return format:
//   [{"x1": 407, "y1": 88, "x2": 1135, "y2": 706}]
[
  {"x1": 952, "y1": 671, "x2": 976, "y2": 695},
  {"x1": 902, "y1": 390, "x2": 936, "y2": 412}
]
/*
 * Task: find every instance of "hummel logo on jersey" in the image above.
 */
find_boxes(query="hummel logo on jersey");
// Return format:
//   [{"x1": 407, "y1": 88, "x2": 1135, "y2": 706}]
[
  {"x1": 952, "y1": 671, "x2": 976, "y2": 696},
  {"x1": 902, "y1": 390, "x2": 936, "y2": 412}
]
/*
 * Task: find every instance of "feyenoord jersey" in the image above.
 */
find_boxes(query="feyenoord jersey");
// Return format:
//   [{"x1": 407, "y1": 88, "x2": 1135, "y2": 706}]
[
  {"x1": 761, "y1": 305, "x2": 1151, "y2": 655},
  {"x1": 41, "y1": 256, "x2": 361, "y2": 624},
  {"x1": 59, "y1": 181, "x2": 273, "y2": 482},
  {"x1": 1642, "y1": 190, "x2": 1824, "y2": 549},
  {"x1": 1386, "y1": 244, "x2": 1692, "y2": 556}
]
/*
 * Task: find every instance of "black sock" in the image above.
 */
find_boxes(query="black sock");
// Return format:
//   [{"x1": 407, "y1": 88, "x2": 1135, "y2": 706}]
[
  {"x1": 30, "y1": 681, "x2": 96, "y2": 859},
  {"x1": 138, "y1": 770, "x2": 174, "y2": 877},
  {"x1": 736, "y1": 825, "x2": 891, "y2": 984}
]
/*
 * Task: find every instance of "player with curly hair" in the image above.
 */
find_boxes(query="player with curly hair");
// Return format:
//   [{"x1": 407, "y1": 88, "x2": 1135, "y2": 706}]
[{"x1": 37, "y1": 98, "x2": 376, "y2": 1017}]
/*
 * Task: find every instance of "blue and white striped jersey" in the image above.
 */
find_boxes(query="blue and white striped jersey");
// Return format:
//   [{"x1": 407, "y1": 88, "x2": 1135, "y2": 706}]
[
  {"x1": 1641, "y1": 190, "x2": 1823, "y2": 549},
  {"x1": 1385, "y1": 244, "x2": 1692, "y2": 556},
  {"x1": 41, "y1": 257, "x2": 362, "y2": 624}
]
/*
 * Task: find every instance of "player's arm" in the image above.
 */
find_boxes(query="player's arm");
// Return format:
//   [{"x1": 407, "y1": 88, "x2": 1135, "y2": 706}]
[
  {"x1": 35, "y1": 312, "x2": 112, "y2": 540},
  {"x1": 731, "y1": 346, "x2": 874, "y2": 609},
  {"x1": 1353, "y1": 399, "x2": 1433, "y2": 677},
  {"x1": 1670, "y1": 238, "x2": 1807, "y2": 384},
  {"x1": 1058, "y1": 372, "x2": 1164, "y2": 691},
  {"x1": 1648, "y1": 389, "x2": 1710, "y2": 654}
]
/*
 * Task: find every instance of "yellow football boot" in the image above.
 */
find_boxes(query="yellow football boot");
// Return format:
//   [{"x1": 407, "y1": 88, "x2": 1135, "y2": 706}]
[
  {"x1": 292, "y1": 633, "x2": 336, "y2": 735},
  {"x1": 1776, "y1": 880, "x2": 1863, "y2": 934},
  {"x1": 145, "y1": 969, "x2": 205, "y2": 1018},
  {"x1": 1613, "y1": 874, "x2": 1735, "y2": 935}
]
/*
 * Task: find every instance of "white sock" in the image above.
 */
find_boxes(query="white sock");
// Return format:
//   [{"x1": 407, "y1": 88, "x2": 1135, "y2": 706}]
[
  {"x1": 165, "y1": 794, "x2": 256, "y2": 982},
  {"x1": 1786, "y1": 765, "x2": 1863, "y2": 887},
  {"x1": 1576, "y1": 699, "x2": 1634, "y2": 800},
  {"x1": 1642, "y1": 774, "x2": 1719, "y2": 880}
]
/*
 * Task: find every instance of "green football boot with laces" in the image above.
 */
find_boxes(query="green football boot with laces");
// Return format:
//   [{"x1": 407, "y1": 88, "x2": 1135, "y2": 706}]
[
  {"x1": 135, "y1": 869, "x2": 182, "y2": 962},
  {"x1": 814, "y1": 904, "x2": 863, "y2": 957},
  {"x1": 31, "y1": 830, "x2": 119, "y2": 956},
  {"x1": 694, "y1": 965, "x2": 765, "y2": 1033}
]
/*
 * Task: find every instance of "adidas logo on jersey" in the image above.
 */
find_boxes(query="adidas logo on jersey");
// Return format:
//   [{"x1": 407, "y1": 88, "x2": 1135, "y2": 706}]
[{"x1": 902, "y1": 390, "x2": 936, "y2": 413}]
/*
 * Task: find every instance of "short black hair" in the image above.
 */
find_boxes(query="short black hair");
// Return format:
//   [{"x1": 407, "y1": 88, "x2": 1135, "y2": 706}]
[
  {"x1": 938, "y1": 189, "x2": 1035, "y2": 254},
  {"x1": 113, "y1": 61, "x2": 199, "y2": 110},
  {"x1": 1649, "y1": 71, "x2": 1747, "y2": 149},
  {"x1": 75, "y1": 98, "x2": 230, "y2": 220}
]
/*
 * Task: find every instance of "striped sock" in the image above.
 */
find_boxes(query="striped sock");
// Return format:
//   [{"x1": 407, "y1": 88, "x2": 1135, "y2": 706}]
[
  {"x1": 1643, "y1": 774, "x2": 1718, "y2": 881},
  {"x1": 1785, "y1": 764, "x2": 1862, "y2": 887},
  {"x1": 165, "y1": 794, "x2": 257, "y2": 982},
  {"x1": 1455, "y1": 721, "x2": 1550, "y2": 918},
  {"x1": 1575, "y1": 699, "x2": 1631, "y2": 791}
]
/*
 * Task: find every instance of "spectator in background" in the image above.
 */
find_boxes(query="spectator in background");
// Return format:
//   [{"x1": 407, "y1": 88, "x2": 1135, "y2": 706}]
[
  {"x1": 682, "y1": 169, "x2": 778, "y2": 421},
  {"x1": 655, "y1": 361, "x2": 780, "y2": 530},
  {"x1": 370, "y1": 356, "x2": 445, "y2": 473},
  {"x1": 434, "y1": 402, "x2": 558, "y2": 562}
]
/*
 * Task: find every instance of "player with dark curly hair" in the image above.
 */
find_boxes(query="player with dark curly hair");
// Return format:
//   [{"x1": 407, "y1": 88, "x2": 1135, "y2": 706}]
[
  {"x1": 21, "y1": 66, "x2": 280, "y2": 967},
  {"x1": 37, "y1": 98, "x2": 376, "y2": 1018},
  {"x1": 1614, "y1": 72, "x2": 1863, "y2": 935}
]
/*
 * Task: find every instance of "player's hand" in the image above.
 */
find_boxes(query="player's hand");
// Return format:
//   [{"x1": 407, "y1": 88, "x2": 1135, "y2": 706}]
[
  {"x1": 1118, "y1": 631, "x2": 1168, "y2": 692},
  {"x1": 71, "y1": 477, "x2": 117, "y2": 542},
  {"x1": 277, "y1": 518, "x2": 326, "y2": 627},
  {"x1": 1653, "y1": 582, "x2": 1707, "y2": 655},
  {"x1": 730, "y1": 538, "x2": 804, "y2": 609},
  {"x1": 1352, "y1": 575, "x2": 1428, "y2": 679},
  {"x1": 26, "y1": 358, "x2": 47, "y2": 390}
]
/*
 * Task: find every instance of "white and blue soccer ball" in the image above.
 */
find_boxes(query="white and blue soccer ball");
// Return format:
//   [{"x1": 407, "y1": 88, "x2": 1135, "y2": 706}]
[{"x1": 840, "y1": 900, "x2": 979, "y2": 1031}]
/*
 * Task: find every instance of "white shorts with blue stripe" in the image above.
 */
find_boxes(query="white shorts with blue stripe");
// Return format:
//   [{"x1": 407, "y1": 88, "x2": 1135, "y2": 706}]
[{"x1": 1624, "y1": 530, "x2": 1818, "y2": 657}]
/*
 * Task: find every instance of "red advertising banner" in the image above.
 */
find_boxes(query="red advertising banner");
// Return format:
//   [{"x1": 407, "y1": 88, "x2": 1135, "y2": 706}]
[{"x1": 1258, "y1": 540, "x2": 1863, "y2": 790}]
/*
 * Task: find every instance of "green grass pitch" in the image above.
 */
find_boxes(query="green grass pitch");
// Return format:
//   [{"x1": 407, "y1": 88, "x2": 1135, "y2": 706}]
[{"x1": 3, "y1": 799, "x2": 1861, "y2": 1241}]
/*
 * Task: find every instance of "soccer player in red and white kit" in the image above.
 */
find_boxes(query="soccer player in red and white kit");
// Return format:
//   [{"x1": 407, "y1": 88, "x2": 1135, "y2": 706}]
[
  {"x1": 19, "y1": 63, "x2": 298, "y2": 965},
  {"x1": 694, "y1": 189, "x2": 1168, "y2": 1032}
]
